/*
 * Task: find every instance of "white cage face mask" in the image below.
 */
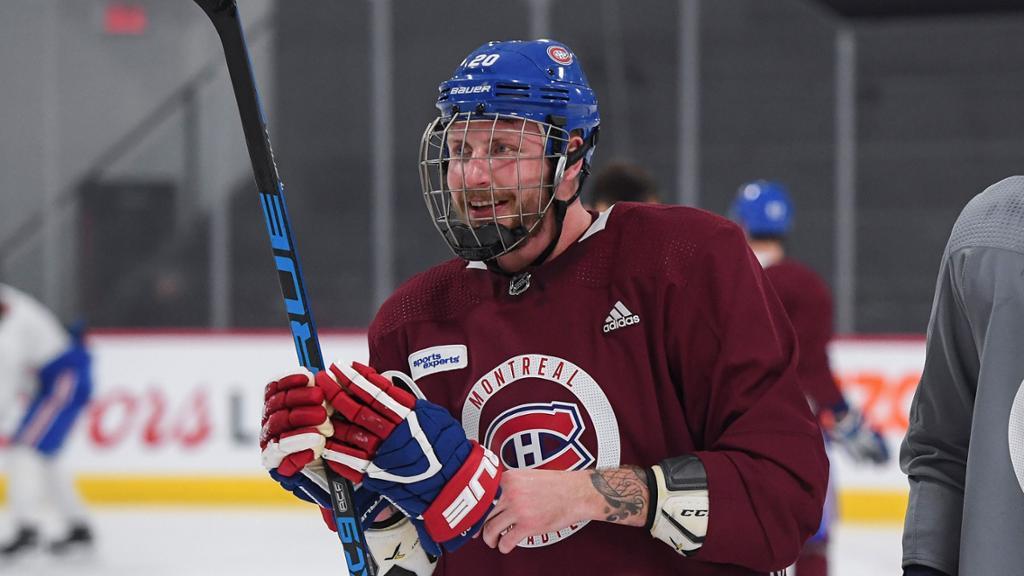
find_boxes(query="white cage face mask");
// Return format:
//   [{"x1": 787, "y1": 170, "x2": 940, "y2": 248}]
[{"x1": 419, "y1": 113, "x2": 571, "y2": 262}]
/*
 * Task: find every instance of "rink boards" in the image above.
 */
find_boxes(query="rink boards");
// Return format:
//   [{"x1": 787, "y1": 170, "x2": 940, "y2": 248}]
[{"x1": 0, "y1": 331, "x2": 923, "y2": 523}]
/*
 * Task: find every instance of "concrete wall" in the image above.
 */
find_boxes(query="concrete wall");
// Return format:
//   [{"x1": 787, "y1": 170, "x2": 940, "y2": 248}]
[
  {"x1": 0, "y1": 0, "x2": 272, "y2": 320},
  {"x1": 5, "y1": 0, "x2": 1024, "y2": 330}
]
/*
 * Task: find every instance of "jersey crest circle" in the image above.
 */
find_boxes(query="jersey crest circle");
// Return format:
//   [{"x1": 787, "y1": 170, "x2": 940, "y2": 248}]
[
  {"x1": 462, "y1": 354, "x2": 620, "y2": 548},
  {"x1": 486, "y1": 401, "x2": 596, "y2": 471},
  {"x1": 1011, "y1": 378, "x2": 1024, "y2": 494}
]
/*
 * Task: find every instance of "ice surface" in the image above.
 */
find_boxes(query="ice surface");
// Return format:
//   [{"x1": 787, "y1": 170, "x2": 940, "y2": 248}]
[{"x1": 0, "y1": 508, "x2": 905, "y2": 576}]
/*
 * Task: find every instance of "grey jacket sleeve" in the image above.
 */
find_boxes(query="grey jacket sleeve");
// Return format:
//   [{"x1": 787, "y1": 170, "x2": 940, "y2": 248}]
[
  {"x1": 901, "y1": 244, "x2": 1024, "y2": 574},
  {"x1": 900, "y1": 248, "x2": 977, "y2": 573}
]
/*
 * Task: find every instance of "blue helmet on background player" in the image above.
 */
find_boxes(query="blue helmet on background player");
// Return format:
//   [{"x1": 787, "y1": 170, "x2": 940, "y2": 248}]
[
  {"x1": 419, "y1": 39, "x2": 600, "y2": 263},
  {"x1": 730, "y1": 180, "x2": 794, "y2": 238}
]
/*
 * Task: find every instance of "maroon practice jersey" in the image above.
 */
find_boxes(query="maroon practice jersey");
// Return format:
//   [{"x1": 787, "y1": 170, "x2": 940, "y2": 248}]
[
  {"x1": 763, "y1": 259, "x2": 845, "y2": 412},
  {"x1": 368, "y1": 203, "x2": 828, "y2": 575}
]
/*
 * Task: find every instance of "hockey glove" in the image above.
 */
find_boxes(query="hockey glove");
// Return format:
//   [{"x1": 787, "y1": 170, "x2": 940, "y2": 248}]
[
  {"x1": 828, "y1": 406, "x2": 890, "y2": 465},
  {"x1": 261, "y1": 370, "x2": 439, "y2": 575},
  {"x1": 260, "y1": 371, "x2": 390, "y2": 527},
  {"x1": 314, "y1": 361, "x2": 503, "y2": 557}
]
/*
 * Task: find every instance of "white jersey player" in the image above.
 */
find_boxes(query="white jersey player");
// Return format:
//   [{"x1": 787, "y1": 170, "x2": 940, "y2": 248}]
[
  {"x1": 0, "y1": 284, "x2": 94, "y2": 559},
  {"x1": 901, "y1": 176, "x2": 1024, "y2": 575}
]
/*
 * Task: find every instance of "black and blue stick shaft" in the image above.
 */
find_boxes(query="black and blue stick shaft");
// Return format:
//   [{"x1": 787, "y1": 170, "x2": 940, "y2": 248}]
[{"x1": 190, "y1": 2, "x2": 376, "y2": 574}]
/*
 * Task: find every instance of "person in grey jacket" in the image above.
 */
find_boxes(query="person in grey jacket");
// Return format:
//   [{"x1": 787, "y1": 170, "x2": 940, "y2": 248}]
[{"x1": 901, "y1": 175, "x2": 1024, "y2": 576}]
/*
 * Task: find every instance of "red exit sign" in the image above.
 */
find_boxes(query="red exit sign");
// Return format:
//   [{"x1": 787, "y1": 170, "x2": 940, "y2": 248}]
[{"x1": 104, "y1": 3, "x2": 148, "y2": 36}]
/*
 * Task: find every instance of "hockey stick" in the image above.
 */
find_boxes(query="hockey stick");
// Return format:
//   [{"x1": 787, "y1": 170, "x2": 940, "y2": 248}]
[{"x1": 190, "y1": 2, "x2": 376, "y2": 574}]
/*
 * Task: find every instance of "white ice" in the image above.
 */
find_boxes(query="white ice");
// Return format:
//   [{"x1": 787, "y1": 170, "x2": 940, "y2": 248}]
[{"x1": 0, "y1": 508, "x2": 904, "y2": 576}]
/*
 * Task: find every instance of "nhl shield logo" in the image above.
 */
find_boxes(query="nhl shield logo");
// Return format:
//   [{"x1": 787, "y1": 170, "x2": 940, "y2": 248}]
[{"x1": 484, "y1": 402, "x2": 595, "y2": 471}]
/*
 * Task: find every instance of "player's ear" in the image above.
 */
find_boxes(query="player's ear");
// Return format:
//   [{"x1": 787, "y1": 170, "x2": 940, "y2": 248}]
[
  {"x1": 555, "y1": 133, "x2": 587, "y2": 201},
  {"x1": 563, "y1": 133, "x2": 586, "y2": 179}
]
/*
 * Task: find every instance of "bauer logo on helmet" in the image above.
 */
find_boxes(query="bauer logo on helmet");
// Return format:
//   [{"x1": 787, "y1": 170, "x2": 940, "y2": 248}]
[{"x1": 449, "y1": 84, "x2": 492, "y2": 95}]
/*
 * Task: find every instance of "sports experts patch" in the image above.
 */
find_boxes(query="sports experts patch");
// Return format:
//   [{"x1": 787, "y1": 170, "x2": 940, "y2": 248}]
[{"x1": 408, "y1": 345, "x2": 468, "y2": 380}]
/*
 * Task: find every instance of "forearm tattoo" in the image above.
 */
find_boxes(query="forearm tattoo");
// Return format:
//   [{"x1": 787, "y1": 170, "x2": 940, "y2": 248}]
[{"x1": 589, "y1": 466, "x2": 649, "y2": 525}]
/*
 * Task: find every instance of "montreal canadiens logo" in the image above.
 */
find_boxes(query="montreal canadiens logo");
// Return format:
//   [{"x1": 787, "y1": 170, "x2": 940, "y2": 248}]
[
  {"x1": 485, "y1": 402, "x2": 595, "y2": 471},
  {"x1": 462, "y1": 354, "x2": 620, "y2": 548},
  {"x1": 546, "y1": 45, "x2": 573, "y2": 66}
]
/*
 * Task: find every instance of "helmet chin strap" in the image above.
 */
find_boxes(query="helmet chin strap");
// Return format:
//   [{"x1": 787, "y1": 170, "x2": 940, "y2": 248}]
[
  {"x1": 526, "y1": 132, "x2": 596, "y2": 268},
  {"x1": 526, "y1": 184, "x2": 577, "y2": 268},
  {"x1": 446, "y1": 221, "x2": 528, "y2": 263},
  {"x1": 485, "y1": 132, "x2": 597, "y2": 277}
]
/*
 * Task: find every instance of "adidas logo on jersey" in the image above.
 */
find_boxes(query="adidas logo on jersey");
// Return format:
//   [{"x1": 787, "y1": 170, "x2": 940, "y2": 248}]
[{"x1": 603, "y1": 301, "x2": 640, "y2": 333}]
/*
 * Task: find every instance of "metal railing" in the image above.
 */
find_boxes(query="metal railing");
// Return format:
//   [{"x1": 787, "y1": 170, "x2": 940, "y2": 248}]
[{"x1": 0, "y1": 14, "x2": 273, "y2": 327}]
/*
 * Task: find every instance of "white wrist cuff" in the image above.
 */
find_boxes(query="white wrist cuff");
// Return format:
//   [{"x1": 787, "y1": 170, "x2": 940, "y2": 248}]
[
  {"x1": 366, "y1": 516, "x2": 437, "y2": 576},
  {"x1": 647, "y1": 456, "x2": 709, "y2": 557}
]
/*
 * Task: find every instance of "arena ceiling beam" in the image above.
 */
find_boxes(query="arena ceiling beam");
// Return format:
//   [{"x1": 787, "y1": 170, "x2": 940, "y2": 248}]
[{"x1": 810, "y1": 0, "x2": 1024, "y2": 19}]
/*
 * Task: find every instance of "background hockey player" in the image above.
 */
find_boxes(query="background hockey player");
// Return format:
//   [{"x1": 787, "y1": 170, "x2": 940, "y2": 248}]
[
  {"x1": 0, "y1": 283, "x2": 94, "y2": 559},
  {"x1": 588, "y1": 160, "x2": 660, "y2": 212},
  {"x1": 901, "y1": 176, "x2": 1024, "y2": 576},
  {"x1": 730, "y1": 180, "x2": 890, "y2": 576},
  {"x1": 260, "y1": 39, "x2": 828, "y2": 575}
]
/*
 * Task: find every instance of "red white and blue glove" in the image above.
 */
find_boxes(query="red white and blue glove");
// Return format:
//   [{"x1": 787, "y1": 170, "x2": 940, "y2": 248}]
[
  {"x1": 827, "y1": 405, "x2": 890, "y2": 465},
  {"x1": 316, "y1": 362, "x2": 503, "y2": 557},
  {"x1": 259, "y1": 371, "x2": 390, "y2": 530}
]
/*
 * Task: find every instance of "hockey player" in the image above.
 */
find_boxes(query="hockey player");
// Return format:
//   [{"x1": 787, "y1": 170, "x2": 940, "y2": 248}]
[
  {"x1": 901, "y1": 176, "x2": 1024, "y2": 576},
  {"x1": 730, "y1": 180, "x2": 890, "y2": 576},
  {"x1": 588, "y1": 161, "x2": 659, "y2": 211},
  {"x1": 0, "y1": 283, "x2": 94, "y2": 558},
  {"x1": 261, "y1": 40, "x2": 827, "y2": 575}
]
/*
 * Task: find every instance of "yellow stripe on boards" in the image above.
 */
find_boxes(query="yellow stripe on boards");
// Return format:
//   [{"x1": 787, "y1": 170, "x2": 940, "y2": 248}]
[
  {"x1": 0, "y1": 475, "x2": 910, "y2": 522},
  {"x1": 0, "y1": 475, "x2": 304, "y2": 506},
  {"x1": 837, "y1": 489, "x2": 908, "y2": 524}
]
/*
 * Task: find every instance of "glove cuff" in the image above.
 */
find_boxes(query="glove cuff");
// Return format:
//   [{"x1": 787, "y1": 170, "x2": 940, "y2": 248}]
[
  {"x1": 421, "y1": 442, "x2": 502, "y2": 543},
  {"x1": 832, "y1": 406, "x2": 863, "y2": 437},
  {"x1": 648, "y1": 455, "x2": 709, "y2": 557},
  {"x1": 828, "y1": 397, "x2": 851, "y2": 417}
]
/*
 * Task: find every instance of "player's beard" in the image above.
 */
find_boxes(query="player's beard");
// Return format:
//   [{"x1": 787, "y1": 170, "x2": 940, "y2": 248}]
[{"x1": 450, "y1": 186, "x2": 549, "y2": 239}]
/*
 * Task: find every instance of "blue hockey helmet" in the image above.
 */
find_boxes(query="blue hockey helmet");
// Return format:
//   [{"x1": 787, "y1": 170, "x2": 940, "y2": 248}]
[
  {"x1": 730, "y1": 180, "x2": 794, "y2": 238},
  {"x1": 437, "y1": 39, "x2": 600, "y2": 160},
  {"x1": 420, "y1": 40, "x2": 601, "y2": 263}
]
